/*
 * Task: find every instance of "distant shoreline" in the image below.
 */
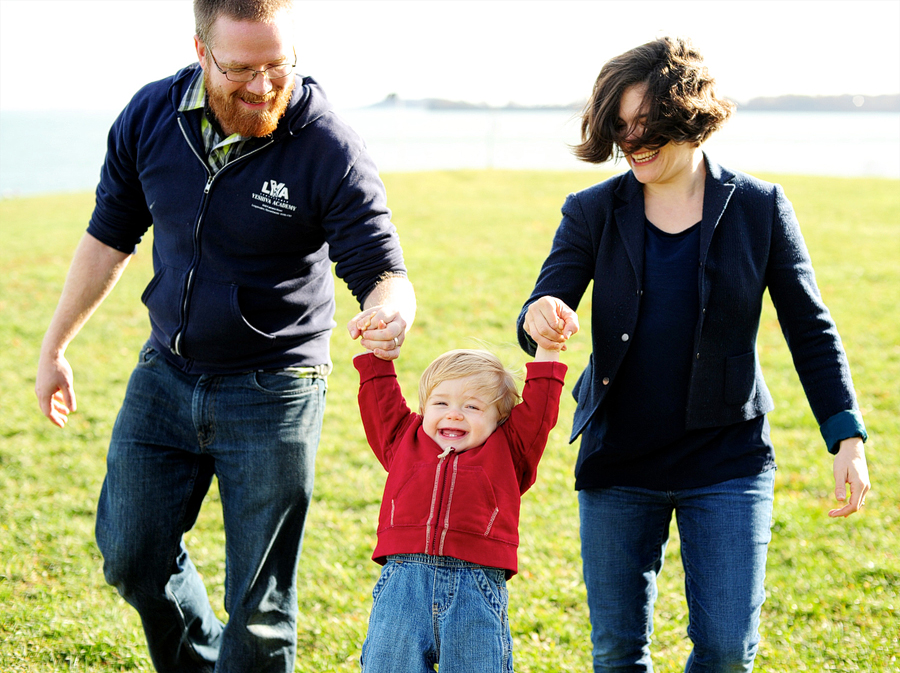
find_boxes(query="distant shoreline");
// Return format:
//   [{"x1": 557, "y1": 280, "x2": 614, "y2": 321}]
[
  {"x1": 2, "y1": 106, "x2": 898, "y2": 198},
  {"x1": 368, "y1": 93, "x2": 900, "y2": 113}
]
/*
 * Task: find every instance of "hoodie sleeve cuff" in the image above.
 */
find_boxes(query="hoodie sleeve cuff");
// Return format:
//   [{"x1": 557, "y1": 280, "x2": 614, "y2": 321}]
[
  {"x1": 820, "y1": 409, "x2": 868, "y2": 455},
  {"x1": 353, "y1": 352, "x2": 396, "y2": 382},
  {"x1": 525, "y1": 360, "x2": 568, "y2": 383}
]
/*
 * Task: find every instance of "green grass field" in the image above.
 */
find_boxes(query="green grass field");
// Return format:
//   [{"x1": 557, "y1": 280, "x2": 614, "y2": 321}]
[{"x1": 1, "y1": 170, "x2": 897, "y2": 671}]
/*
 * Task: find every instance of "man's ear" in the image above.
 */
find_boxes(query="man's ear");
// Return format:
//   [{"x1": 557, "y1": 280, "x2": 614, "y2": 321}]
[{"x1": 194, "y1": 35, "x2": 208, "y2": 71}]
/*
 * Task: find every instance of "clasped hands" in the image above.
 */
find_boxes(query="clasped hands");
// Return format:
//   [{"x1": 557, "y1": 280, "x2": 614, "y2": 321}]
[
  {"x1": 348, "y1": 306, "x2": 408, "y2": 360},
  {"x1": 523, "y1": 296, "x2": 580, "y2": 352}
]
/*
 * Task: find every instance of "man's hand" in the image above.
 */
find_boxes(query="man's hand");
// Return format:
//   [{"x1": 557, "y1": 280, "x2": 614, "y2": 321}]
[
  {"x1": 348, "y1": 275, "x2": 415, "y2": 360},
  {"x1": 828, "y1": 436, "x2": 870, "y2": 518},
  {"x1": 33, "y1": 233, "x2": 132, "y2": 428},
  {"x1": 36, "y1": 351, "x2": 76, "y2": 428},
  {"x1": 348, "y1": 308, "x2": 407, "y2": 359}
]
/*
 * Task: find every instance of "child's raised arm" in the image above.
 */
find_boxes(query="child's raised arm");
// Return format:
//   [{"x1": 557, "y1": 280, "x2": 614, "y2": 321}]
[
  {"x1": 534, "y1": 344, "x2": 561, "y2": 362},
  {"x1": 533, "y1": 304, "x2": 578, "y2": 362}
]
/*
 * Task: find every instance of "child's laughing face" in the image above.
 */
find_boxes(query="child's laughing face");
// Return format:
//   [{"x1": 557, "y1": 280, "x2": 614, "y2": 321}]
[{"x1": 422, "y1": 376, "x2": 501, "y2": 452}]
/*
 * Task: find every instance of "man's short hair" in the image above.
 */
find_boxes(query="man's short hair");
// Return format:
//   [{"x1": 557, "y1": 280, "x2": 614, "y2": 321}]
[
  {"x1": 194, "y1": 0, "x2": 294, "y2": 47},
  {"x1": 573, "y1": 36, "x2": 735, "y2": 164},
  {"x1": 418, "y1": 350, "x2": 521, "y2": 424}
]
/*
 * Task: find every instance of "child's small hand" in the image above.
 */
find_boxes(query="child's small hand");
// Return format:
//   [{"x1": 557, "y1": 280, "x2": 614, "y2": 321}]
[
  {"x1": 349, "y1": 307, "x2": 406, "y2": 360},
  {"x1": 524, "y1": 296, "x2": 579, "y2": 352},
  {"x1": 347, "y1": 308, "x2": 378, "y2": 341}
]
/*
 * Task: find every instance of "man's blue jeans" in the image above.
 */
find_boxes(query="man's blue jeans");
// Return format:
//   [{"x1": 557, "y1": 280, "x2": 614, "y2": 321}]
[
  {"x1": 360, "y1": 554, "x2": 514, "y2": 673},
  {"x1": 579, "y1": 469, "x2": 776, "y2": 673},
  {"x1": 95, "y1": 343, "x2": 326, "y2": 673}
]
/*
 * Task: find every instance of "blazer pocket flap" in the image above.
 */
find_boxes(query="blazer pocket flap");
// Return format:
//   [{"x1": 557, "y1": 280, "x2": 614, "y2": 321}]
[{"x1": 724, "y1": 351, "x2": 757, "y2": 406}]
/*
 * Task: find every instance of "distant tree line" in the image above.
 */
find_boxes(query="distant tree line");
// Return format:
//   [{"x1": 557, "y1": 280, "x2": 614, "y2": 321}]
[
  {"x1": 738, "y1": 94, "x2": 899, "y2": 112},
  {"x1": 372, "y1": 93, "x2": 900, "y2": 112}
]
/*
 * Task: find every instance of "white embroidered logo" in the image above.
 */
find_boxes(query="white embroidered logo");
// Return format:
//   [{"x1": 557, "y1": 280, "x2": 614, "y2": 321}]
[
  {"x1": 251, "y1": 178, "x2": 296, "y2": 217},
  {"x1": 262, "y1": 180, "x2": 289, "y2": 200}
]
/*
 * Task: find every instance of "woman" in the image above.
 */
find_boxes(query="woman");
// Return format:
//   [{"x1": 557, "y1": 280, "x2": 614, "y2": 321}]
[{"x1": 517, "y1": 37, "x2": 870, "y2": 672}]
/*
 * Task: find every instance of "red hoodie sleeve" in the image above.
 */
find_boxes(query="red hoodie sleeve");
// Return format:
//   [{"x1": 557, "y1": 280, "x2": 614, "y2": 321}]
[
  {"x1": 502, "y1": 360, "x2": 567, "y2": 492},
  {"x1": 354, "y1": 353, "x2": 419, "y2": 471}
]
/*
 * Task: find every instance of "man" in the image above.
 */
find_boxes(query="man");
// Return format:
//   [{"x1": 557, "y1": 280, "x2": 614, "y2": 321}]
[{"x1": 34, "y1": 1, "x2": 415, "y2": 670}]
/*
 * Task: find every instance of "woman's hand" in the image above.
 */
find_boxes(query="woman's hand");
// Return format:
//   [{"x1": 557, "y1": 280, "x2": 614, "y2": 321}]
[
  {"x1": 524, "y1": 296, "x2": 579, "y2": 351},
  {"x1": 828, "y1": 437, "x2": 870, "y2": 518}
]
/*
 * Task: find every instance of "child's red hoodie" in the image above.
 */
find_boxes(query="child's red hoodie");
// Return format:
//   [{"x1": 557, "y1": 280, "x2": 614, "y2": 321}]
[{"x1": 355, "y1": 353, "x2": 567, "y2": 577}]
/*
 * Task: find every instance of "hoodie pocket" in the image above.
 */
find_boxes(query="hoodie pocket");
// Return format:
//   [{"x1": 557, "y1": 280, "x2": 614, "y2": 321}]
[
  {"x1": 141, "y1": 265, "x2": 185, "y2": 349},
  {"x1": 179, "y1": 275, "x2": 277, "y2": 363},
  {"x1": 446, "y1": 466, "x2": 504, "y2": 539},
  {"x1": 385, "y1": 463, "x2": 441, "y2": 529}
]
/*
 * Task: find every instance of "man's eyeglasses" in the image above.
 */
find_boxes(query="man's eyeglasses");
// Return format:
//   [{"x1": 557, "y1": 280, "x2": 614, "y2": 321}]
[{"x1": 208, "y1": 46, "x2": 297, "y2": 83}]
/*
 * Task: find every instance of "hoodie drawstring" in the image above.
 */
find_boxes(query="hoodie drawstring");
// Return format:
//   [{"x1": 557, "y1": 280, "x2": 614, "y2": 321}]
[{"x1": 437, "y1": 446, "x2": 457, "y2": 460}]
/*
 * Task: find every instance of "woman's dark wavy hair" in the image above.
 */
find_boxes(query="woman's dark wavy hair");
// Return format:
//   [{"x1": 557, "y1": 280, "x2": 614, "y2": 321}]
[{"x1": 573, "y1": 36, "x2": 735, "y2": 164}]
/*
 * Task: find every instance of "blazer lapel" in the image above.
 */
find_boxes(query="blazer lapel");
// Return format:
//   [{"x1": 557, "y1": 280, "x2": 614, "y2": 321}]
[
  {"x1": 613, "y1": 172, "x2": 646, "y2": 289},
  {"x1": 612, "y1": 157, "x2": 735, "y2": 288},
  {"x1": 700, "y1": 154, "x2": 736, "y2": 263}
]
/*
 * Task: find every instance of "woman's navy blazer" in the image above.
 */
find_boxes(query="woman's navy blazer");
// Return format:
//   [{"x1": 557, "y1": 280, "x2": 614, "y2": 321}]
[{"x1": 518, "y1": 155, "x2": 865, "y2": 465}]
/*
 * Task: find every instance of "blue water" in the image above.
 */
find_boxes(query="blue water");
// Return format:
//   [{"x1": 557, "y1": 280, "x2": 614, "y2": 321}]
[
  {"x1": 0, "y1": 110, "x2": 120, "y2": 198},
  {"x1": 1, "y1": 108, "x2": 897, "y2": 198}
]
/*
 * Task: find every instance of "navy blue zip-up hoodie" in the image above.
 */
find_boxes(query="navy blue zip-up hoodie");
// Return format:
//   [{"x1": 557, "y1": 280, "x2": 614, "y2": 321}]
[{"x1": 88, "y1": 64, "x2": 406, "y2": 374}]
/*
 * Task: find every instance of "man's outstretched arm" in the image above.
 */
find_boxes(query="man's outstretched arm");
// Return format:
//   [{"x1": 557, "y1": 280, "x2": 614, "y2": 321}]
[{"x1": 36, "y1": 232, "x2": 132, "y2": 427}]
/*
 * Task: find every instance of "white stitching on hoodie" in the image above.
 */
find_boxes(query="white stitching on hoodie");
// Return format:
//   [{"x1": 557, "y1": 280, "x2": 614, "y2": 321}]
[
  {"x1": 438, "y1": 454, "x2": 460, "y2": 555},
  {"x1": 425, "y1": 458, "x2": 445, "y2": 549},
  {"x1": 484, "y1": 507, "x2": 500, "y2": 536}
]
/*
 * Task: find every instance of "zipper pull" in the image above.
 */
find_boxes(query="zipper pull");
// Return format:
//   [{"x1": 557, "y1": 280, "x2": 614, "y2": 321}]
[
  {"x1": 204, "y1": 176, "x2": 213, "y2": 194},
  {"x1": 437, "y1": 446, "x2": 456, "y2": 460}
]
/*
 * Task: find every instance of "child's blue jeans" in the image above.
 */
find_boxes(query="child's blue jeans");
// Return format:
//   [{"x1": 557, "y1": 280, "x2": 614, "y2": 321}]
[{"x1": 361, "y1": 553, "x2": 514, "y2": 673}]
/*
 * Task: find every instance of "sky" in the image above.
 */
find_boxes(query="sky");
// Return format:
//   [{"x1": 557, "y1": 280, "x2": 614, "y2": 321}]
[{"x1": 1, "y1": 0, "x2": 899, "y2": 113}]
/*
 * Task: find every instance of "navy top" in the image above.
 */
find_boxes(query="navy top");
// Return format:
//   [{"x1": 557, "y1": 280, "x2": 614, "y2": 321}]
[
  {"x1": 575, "y1": 219, "x2": 774, "y2": 491},
  {"x1": 518, "y1": 157, "x2": 866, "y2": 459}
]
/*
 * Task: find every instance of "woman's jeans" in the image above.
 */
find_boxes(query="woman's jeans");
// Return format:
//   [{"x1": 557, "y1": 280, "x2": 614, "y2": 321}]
[
  {"x1": 361, "y1": 554, "x2": 514, "y2": 673},
  {"x1": 579, "y1": 469, "x2": 775, "y2": 673},
  {"x1": 95, "y1": 344, "x2": 326, "y2": 673}
]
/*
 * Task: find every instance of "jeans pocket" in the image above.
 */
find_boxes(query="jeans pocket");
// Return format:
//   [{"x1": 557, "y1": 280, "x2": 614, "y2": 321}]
[
  {"x1": 371, "y1": 561, "x2": 402, "y2": 604},
  {"x1": 251, "y1": 371, "x2": 324, "y2": 397},
  {"x1": 137, "y1": 342, "x2": 160, "y2": 366},
  {"x1": 471, "y1": 567, "x2": 508, "y2": 619}
]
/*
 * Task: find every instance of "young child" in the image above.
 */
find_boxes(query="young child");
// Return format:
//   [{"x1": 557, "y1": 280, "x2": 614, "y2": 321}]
[{"x1": 353, "y1": 338, "x2": 569, "y2": 672}]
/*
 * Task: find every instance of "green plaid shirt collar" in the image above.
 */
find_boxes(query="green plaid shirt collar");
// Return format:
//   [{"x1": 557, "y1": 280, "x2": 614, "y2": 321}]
[{"x1": 179, "y1": 69, "x2": 255, "y2": 174}]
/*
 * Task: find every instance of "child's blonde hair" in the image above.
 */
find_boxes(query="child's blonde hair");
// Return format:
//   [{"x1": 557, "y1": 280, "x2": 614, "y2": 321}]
[{"x1": 417, "y1": 349, "x2": 521, "y2": 423}]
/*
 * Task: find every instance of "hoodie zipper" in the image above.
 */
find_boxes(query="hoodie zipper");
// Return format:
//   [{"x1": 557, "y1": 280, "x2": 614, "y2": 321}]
[
  {"x1": 426, "y1": 450, "x2": 467, "y2": 555},
  {"x1": 426, "y1": 452, "x2": 455, "y2": 554},
  {"x1": 170, "y1": 115, "x2": 274, "y2": 357}
]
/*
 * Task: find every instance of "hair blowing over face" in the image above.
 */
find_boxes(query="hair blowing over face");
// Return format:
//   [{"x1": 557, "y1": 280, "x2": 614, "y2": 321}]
[
  {"x1": 573, "y1": 36, "x2": 735, "y2": 164},
  {"x1": 194, "y1": 0, "x2": 295, "y2": 47}
]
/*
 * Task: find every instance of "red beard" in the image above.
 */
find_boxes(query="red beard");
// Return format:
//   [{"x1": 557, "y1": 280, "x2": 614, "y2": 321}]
[{"x1": 204, "y1": 69, "x2": 294, "y2": 137}]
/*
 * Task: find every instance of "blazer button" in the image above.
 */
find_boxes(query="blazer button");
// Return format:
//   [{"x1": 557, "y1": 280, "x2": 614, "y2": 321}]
[
  {"x1": 621, "y1": 333, "x2": 630, "y2": 341},
  {"x1": 602, "y1": 377, "x2": 610, "y2": 385}
]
